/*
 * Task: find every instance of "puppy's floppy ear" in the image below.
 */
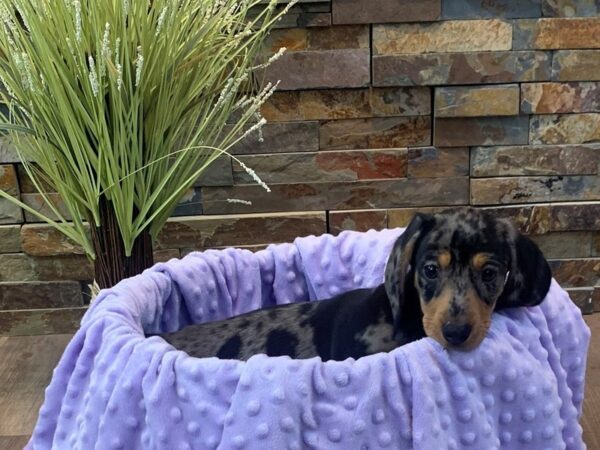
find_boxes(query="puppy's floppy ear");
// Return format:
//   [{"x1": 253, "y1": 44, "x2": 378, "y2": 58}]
[
  {"x1": 496, "y1": 220, "x2": 552, "y2": 310},
  {"x1": 385, "y1": 213, "x2": 434, "y2": 336}
]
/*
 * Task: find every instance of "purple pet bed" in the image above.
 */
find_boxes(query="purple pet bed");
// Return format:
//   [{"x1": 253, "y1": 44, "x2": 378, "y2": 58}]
[{"x1": 28, "y1": 229, "x2": 590, "y2": 450}]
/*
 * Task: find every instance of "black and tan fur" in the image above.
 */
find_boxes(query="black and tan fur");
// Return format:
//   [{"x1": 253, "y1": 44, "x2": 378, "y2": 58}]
[{"x1": 158, "y1": 208, "x2": 552, "y2": 361}]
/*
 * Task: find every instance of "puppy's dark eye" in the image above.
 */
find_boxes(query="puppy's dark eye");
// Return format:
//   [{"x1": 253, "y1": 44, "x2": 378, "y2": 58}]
[
  {"x1": 482, "y1": 266, "x2": 497, "y2": 282},
  {"x1": 423, "y1": 264, "x2": 439, "y2": 280}
]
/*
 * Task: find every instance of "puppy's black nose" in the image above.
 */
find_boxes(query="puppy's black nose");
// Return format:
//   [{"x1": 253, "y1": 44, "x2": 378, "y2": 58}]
[{"x1": 442, "y1": 323, "x2": 472, "y2": 346}]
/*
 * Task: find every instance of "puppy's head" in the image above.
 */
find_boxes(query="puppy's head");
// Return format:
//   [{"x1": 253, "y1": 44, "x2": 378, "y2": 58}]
[{"x1": 385, "y1": 208, "x2": 552, "y2": 350}]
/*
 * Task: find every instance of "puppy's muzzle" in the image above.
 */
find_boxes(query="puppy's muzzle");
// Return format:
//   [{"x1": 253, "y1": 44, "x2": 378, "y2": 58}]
[{"x1": 442, "y1": 322, "x2": 472, "y2": 346}]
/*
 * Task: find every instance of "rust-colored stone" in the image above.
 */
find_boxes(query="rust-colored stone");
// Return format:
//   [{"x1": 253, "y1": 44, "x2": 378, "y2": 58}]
[
  {"x1": 530, "y1": 113, "x2": 600, "y2": 144},
  {"x1": 373, "y1": 20, "x2": 512, "y2": 55},
  {"x1": 514, "y1": 18, "x2": 600, "y2": 50},
  {"x1": 0, "y1": 165, "x2": 18, "y2": 196},
  {"x1": 320, "y1": 116, "x2": 431, "y2": 150},
  {"x1": 21, "y1": 224, "x2": 87, "y2": 256},
  {"x1": 521, "y1": 82, "x2": 600, "y2": 114},
  {"x1": 435, "y1": 85, "x2": 520, "y2": 117},
  {"x1": 0, "y1": 253, "x2": 92, "y2": 282},
  {"x1": 233, "y1": 149, "x2": 408, "y2": 184},
  {"x1": 153, "y1": 248, "x2": 180, "y2": 263},
  {"x1": 262, "y1": 88, "x2": 430, "y2": 122}
]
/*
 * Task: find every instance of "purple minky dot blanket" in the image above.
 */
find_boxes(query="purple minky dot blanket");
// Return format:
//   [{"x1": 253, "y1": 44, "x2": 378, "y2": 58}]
[{"x1": 27, "y1": 228, "x2": 590, "y2": 450}]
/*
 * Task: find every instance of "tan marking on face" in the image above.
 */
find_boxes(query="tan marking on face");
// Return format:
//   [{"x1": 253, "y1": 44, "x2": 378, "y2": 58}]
[
  {"x1": 437, "y1": 250, "x2": 451, "y2": 270},
  {"x1": 460, "y1": 288, "x2": 494, "y2": 350},
  {"x1": 419, "y1": 280, "x2": 453, "y2": 346},
  {"x1": 472, "y1": 253, "x2": 491, "y2": 271}
]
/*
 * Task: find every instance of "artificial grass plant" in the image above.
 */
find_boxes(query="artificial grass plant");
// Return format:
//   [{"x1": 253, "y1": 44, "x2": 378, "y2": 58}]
[{"x1": 0, "y1": 0, "x2": 293, "y2": 288}]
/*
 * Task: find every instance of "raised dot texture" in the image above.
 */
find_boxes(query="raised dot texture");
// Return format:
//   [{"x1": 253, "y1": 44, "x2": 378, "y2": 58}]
[
  {"x1": 461, "y1": 432, "x2": 476, "y2": 445},
  {"x1": 328, "y1": 429, "x2": 342, "y2": 442},
  {"x1": 378, "y1": 432, "x2": 392, "y2": 447},
  {"x1": 256, "y1": 423, "x2": 269, "y2": 439},
  {"x1": 458, "y1": 408, "x2": 473, "y2": 423},
  {"x1": 502, "y1": 389, "x2": 515, "y2": 403},
  {"x1": 281, "y1": 417, "x2": 294, "y2": 432},
  {"x1": 519, "y1": 430, "x2": 533, "y2": 443}
]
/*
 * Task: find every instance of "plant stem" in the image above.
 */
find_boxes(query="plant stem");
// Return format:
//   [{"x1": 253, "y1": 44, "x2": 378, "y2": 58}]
[{"x1": 90, "y1": 195, "x2": 153, "y2": 289}]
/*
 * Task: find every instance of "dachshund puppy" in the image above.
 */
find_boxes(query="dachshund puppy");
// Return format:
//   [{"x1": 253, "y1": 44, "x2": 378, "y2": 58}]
[{"x1": 159, "y1": 208, "x2": 552, "y2": 361}]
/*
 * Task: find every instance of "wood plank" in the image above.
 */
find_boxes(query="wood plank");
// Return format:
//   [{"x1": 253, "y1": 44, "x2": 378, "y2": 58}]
[{"x1": 0, "y1": 334, "x2": 72, "y2": 436}]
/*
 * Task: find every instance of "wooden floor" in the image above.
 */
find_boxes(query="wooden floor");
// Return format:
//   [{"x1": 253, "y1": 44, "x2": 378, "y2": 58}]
[{"x1": 0, "y1": 317, "x2": 598, "y2": 449}]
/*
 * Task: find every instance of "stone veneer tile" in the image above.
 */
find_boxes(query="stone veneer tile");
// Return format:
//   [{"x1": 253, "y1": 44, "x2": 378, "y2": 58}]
[
  {"x1": 156, "y1": 212, "x2": 326, "y2": 249},
  {"x1": 171, "y1": 188, "x2": 203, "y2": 217},
  {"x1": 264, "y1": 49, "x2": 370, "y2": 90},
  {"x1": 261, "y1": 87, "x2": 431, "y2": 122},
  {"x1": 373, "y1": 20, "x2": 512, "y2": 55},
  {"x1": 387, "y1": 207, "x2": 453, "y2": 227},
  {"x1": 21, "y1": 224, "x2": 87, "y2": 257},
  {"x1": 0, "y1": 165, "x2": 18, "y2": 196},
  {"x1": 471, "y1": 144, "x2": 600, "y2": 176},
  {"x1": 435, "y1": 85, "x2": 520, "y2": 117},
  {"x1": 21, "y1": 193, "x2": 71, "y2": 222},
  {"x1": 548, "y1": 258, "x2": 600, "y2": 288},
  {"x1": 552, "y1": 50, "x2": 600, "y2": 81},
  {"x1": 471, "y1": 175, "x2": 600, "y2": 205},
  {"x1": 0, "y1": 199, "x2": 23, "y2": 225},
  {"x1": 194, "y1": 155, "x2": 233, "y2": 187},
  {"x1": 386, "y1": 203, "x2": 600, "y2": 234},
  {"x1": 0, "y1": 138, "x2": 18, "y2": 164},
  {"x1": 320, "y1": 116, "x2": 431, "y2": 150},
  {"x1": 442, "y1": 0, "x2": 542, "y2": 19},
  {"x1": 264, "y1": 26, "x2": 369, "y2": 52},
  {"x1": 530, "y1": 231, "x2": 593, "y2": 259},
  {"x1": 514, "y1": 18, "x2": 600, "y2": 49},
  {"x1": 407, "y1": 147, "x2": 469, "y2": 178},
  {"x1": 566, "y1": 288, "x2": 595, "y2": 314},
  {"x1": 233, "y1": 149, "x2": 408, "y2": 184},
  {"x1": 0, "y1": 225, "x2": 21, "y2": 253},
  {"x1": 328, "y1": 210, "x2": 388, "y2": 235},
  {"x1": 332, "y1": 0, "x2": 441, "y2": 24},
  {"x1": 521, "y1": 82, "x2": 600, "y2": 113},
  {"x1": 373, "y1": 51, "x2": 551, "y2": 86},
  {"x1": 434, "y1": 116, "x2": 529, "y2": 147},
  {"x1": 201, "y1": 177, "x2": 469, "y2": 214},
  {"x1": 542, "y1": 0, "x2": 600, "y2": 16},
  {"x1": 0, "y1": 281, "x2": 84, "y2": 310},
  {"x1": 0, "y1": 254, "x2": 93, "y2": 282},
  {"x1": 530, "y1": 113, "x2": 600, "y2": 144},
  {"x1": 594, "y1": 231, "x2": 600, "y2": 256},
  {"x1": 153, "y1": 248, "x2": 180, "y2": 263},
  {"x1": 481, "y1": 202, "x2": 600, "y2": 234},
  {"x1": 228, "y1": 122, "x2": 319, "y2": 155},
  {"x1": 0, "y1": 307, "x2": 86, "y2": 336}
]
